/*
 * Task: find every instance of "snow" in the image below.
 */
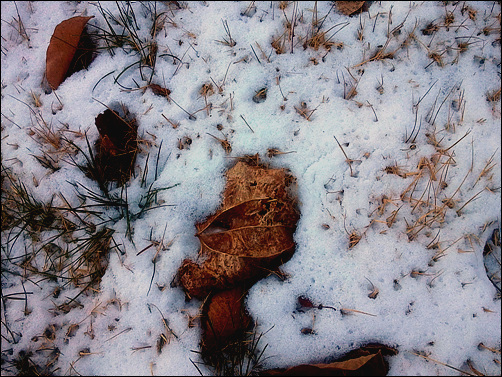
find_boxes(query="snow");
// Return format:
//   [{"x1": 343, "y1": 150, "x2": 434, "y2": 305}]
[{"x1": 1, "y1": 1, "x2": 501, "y2": 375}]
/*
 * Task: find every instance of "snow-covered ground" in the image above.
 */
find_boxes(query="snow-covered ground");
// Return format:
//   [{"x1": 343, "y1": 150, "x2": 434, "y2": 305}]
[{"x1": 1, "y1": 1, "x2": 501, "y2": 375}]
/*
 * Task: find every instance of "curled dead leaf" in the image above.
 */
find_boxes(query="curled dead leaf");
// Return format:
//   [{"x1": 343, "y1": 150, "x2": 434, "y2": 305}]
[
  {"x1": 46, "y1": 16, "x2": 95, "y2": 90},
  {"x1": 176, "y1": 156, "x2": 299, "y2": 362},
  {"x1": 201, "y1": 286, "x2": 251, "y2": 351},
  {"x1": 177, "y1": 156, "x2": 299, "y2": 299},
  {"x1": 260, "y1": 343, "x2": 398, "y2": 376},
  {"x1": 93, "y1": 104, "x2": 138, "y2": 184}
]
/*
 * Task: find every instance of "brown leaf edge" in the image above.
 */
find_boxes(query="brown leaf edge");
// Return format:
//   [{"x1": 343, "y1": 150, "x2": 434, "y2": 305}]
[
  {"x1": 92, "y1": 104, "x2": 138, "y2": 185},
  {"x1": 259, "y1": 343, "x2": 398, "y2": 376},
  {"x1": 201, "y1": 286, "x2": 252, "y2": 352},
  {"x1": 46, "y1": 16, "x2": 94, "y2": 90},
  {"x1": 335, "y1": 1, "x2": 367, "y2": 16}
]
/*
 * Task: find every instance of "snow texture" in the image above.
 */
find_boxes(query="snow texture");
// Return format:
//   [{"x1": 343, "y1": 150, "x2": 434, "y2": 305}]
[{"x1": 1, "y1": 1, "x2": 501, "y2": 375}]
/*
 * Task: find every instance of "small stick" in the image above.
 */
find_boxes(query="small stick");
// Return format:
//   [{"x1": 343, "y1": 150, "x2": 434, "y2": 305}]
[
  {"x1": 366, "y1": 101, "x2": 378, "y2": 122},
  {"x1": 334, "y1": 135, "x2": 354, "y2": 177},
  {"x1": 105, "y1": 327, "x2": 132, "y2": 342},
  {"x1": 290, "y1": 1, "x2": 298, "y2": 54},
  {"x1": 250, "y1": 44, "x2": 261, "y2": 64},
  {"x1": 408, "y1": 351, "x2": 476, "y2": 376},
  {"x1": 240, "y1": 114, "x2": 255, "y2": 132}
]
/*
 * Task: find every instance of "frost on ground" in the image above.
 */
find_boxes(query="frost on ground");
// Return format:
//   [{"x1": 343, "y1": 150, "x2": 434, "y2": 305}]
[{"x1": 1, "y1": 1, "x2": 501, "y2": 376}]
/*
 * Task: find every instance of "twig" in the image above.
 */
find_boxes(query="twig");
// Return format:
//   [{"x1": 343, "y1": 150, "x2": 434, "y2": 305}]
[
  {"x1": 240, "y1": 115, "x2": 255, "y2": 132},
  {"x1": 105, "y1": 327, "x2": 132, "y2": 342},
  {"x1": 408, "y1": 351, "x2": 476, "y2": 376},
  {"x1": 367, "y1": 101, "x2": 378, "y2": 122},
  {"x1": 334, "y1": 135, "x2": 354, "y2": 177}
]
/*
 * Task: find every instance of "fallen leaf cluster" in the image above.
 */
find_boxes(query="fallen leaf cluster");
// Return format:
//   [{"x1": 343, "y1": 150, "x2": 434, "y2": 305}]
[{"x1": 176, "y1": 155, "x2": 299, "y2": 352}]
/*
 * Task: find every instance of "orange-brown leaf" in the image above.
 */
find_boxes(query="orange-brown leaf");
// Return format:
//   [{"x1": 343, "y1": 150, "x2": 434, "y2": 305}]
[
  {"x1": 198, "y1": 225, "x2": 295, "y2": 258},
  {"x1": 149, "y1": 83, "x2": 171, "y2": 98},
  {"x1": 46, "y1": 16, "x2": 94, "y2": 89},
  {"x1": 336, "y1": 1, "x2": 366, "y2": 16},
  {"x1": 197, "y1": 198, "x2": 297, "y2": 234},
  {"x1": 260, "y1": 344, "x2": 398, "y2": 376},
  {"x1": 202, "y1": 287, "x2": 251, "y2": 350},
  {"x1": 177, "y1": 157, "x2": 299, "y2": 299}
]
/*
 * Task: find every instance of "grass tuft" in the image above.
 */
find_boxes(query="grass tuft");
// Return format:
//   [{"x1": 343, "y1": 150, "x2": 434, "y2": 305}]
[{"x1": 195, "y1": 324, "x2": 271, "y2": 376}]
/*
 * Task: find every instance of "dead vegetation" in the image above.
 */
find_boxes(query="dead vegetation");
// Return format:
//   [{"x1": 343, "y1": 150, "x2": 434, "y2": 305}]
[{"x1": 175, "y1": 155, "x2": 299, "y2": 371}]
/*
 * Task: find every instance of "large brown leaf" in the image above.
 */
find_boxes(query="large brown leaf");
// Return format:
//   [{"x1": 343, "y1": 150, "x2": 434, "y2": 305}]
[
  {"x1": 176, "y1": 156, "x2": 299, "y2": 362},
  {"x1": 46, "y1": 16, "x2": 94, "y2": 90},
  {"x1": 260, "y1": 344, "x2": 398, "y2": 376},
  {"x1": 177, "y1": 157, "x2": 299, "y2": 299}
]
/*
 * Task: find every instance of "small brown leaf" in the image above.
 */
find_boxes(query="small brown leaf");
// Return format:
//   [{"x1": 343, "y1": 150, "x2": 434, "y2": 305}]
[
  {"x1": 149, "y1": 84, "x2": 171, "y2": 98},
  {"x1": 202, "y1": 287, "x2": 251, "y2": 351},
  {"x1": 298, "y1": 296, "x2": 315, "y2": 309},
  {"x1": 46, "y1": 16, "x2": 94, "y2": 90},
  {"x1": 260, "y1": 344, "x2": 398, "y2": 376},
  {"x1": 93, "y1": 105, "x2": 138, "y2": 184},
  {"x1": 336, "y1": 1, "x2": 366, "y2": 16},
  {"x1": 253, "y1": 87, "x2": 268, "y2": 103},
  {"x1": 300, "y1": 327, "x2": 316, "y2": 335}
]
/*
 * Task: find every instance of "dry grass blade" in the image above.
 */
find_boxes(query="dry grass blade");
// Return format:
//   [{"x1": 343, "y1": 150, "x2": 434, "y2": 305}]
[
  {"x1": 472, "y1": 149, "x2": 498, "y2": 189},
  {"x1": 104, "y1": 327, "x2": 132, "y2": 342},
  {"x1": 340, "y1": 308, "x2": 377, "y2": 317},
  {"x1": 216, "y1": 19, "x2": 236, "y2": 47},
  {"x1": 408, "y1": 351, "x2": 476, "y2": 376}
]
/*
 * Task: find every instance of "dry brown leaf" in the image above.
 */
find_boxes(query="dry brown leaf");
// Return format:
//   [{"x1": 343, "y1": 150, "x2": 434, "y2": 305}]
[
  {"x1": 176, "y1": 156, "x2": 299, "y2": 361},
  {"x1": 260, "y1": 344, "x2": 398, "y2": 376},
  {"x1": 177, "y1": 156, "x2": 299, "y2": 299},
  {"x1": 93, "y1": 105, "x2": 138, "y2": 184},
  {"x1": 199, "y1": 225, "x2": 295, "y2": 258},
  {"x1": 336, "y1": 1, "x2": 366, "y2": 16},
  {"x1": 149, "y1": 83, "x2": 171, "y2": 98},
  {"x1": 46, "y1": 16, "x2": 94, "y2": 90},
  {"x1": 201, "y1": 286, "x2": 251, "y2": 350}
]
